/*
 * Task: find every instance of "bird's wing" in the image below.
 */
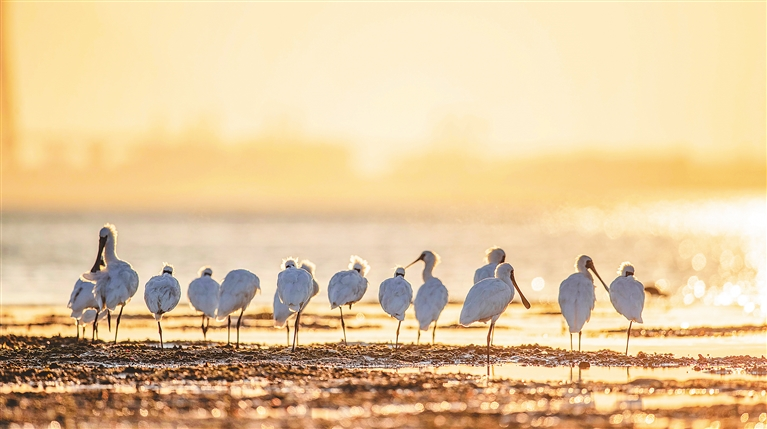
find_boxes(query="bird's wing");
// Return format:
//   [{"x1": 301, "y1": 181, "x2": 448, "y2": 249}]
[
  {"x1": 610, "y1": 277, "x2": 645, "y2": 322},
  {"x1": 273, "y1": 290, "x2": 295, "y2": 327},
  {"x1": 459, "y1": 279, "x2": 512, "y2": 326},
  {"x1": 217, "y1": 270, "x2": 259, "y2": 319},
  {"x1": 277, "y1": 270, "x2": 313, "y2": 310},
  {"x1": 328, "y1": 271, "x2": 366, "y2": 308},
  {"x1": 414, "y1": 280, "x2": 449, "y2": 330},
  {"x1": 188, "y1": 277, "x2": 220, "y2": 318},
  {"x1": 558, "y1": 273, "x2": 596, "y2": 333},
  {"x1": 380, "y1": 278, "x2": 412, "y2": 320}
]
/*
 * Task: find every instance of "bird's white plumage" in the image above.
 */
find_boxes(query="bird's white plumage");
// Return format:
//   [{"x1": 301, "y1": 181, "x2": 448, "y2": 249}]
[
  {"x1": 277, "y1": 262, "x2": 313, "y2": 312},
  {"x1": 68, "y1": 278, "x2": 99, "y2": 320},
  {"x1": 187, "y1": 267, "x2": 220, "y2": 319},
  {"x1": 474, "y1": 247, "x2": 506, "y2": 283},
  {"x1": 82, "y1": 224, "x2": 139, "y2": 312},
  {"x1": 328, "y1": 256, "x2": 369, "y2": 309},
  {"x1": 80, "y1": 308, "x2": 108, "y2": 326},
  {"x1": 217, "y1": 269, "x2": 260, "y2": 321},
  {"x1": 609, "y1": 269, "x2": 645, "y2": 324},
  {"x1": 273, "y1": 259, "x2": 320, "y2": 328},
  {"x1": 273, "y1": 290, "x2": 295, "y2": 328},
  {"x1": 301, "y1": 260, "x2": 320, "y2": 299},
  {"x1": 558, "y1": 256, "x2": 597, "y2": 334},
  {"x1": 412, "y1": 251, "x2": 449, "y2": 331},
  {"x1": 143, "y1": 265, "x2": 182, "y2": 321},
  {"x1": 379, "y1": 267, "x2": 412, "y2": 321},
  {"x1": 460, "y1": 263, "x2": 515, "y2": 326},
  {"x1": 414, "y1": 279, "x2": 449, "y2": 331}
]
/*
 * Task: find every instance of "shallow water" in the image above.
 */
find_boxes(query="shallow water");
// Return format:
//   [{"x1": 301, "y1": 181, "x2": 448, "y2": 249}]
[{"x1": 2, "y1": 197, "x2": 765, "y2": 322}]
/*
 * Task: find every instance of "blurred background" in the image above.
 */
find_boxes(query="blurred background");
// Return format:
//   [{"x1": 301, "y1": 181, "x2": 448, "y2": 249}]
[{"x1": 1, "y1": 3, "x2": 765, "y2": 325}]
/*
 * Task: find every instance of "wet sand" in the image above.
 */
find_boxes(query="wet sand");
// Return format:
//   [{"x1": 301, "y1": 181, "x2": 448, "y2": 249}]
[{"x1": 1, "y1": 335, "x2": 766, "y2": 429}]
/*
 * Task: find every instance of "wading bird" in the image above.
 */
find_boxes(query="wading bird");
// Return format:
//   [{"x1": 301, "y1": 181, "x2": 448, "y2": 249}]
[
  {"x1": 474, "y1": 247, "x2": 506, "y2": 283},
  {"x1": 274, "y1": 260, "x2": 319, "y2": 347},
  {"x1": 217, "y1": 269, "x2": 261, "y2": 348},
  {"x1": 81, "y1": 224, "x2": 139, "y2": 344},
  {"x1": 609, "y1": 262, "x2": 645, "y2": 355},
  {"x1": 328, "y1": 256, "x2": 370, "y2": 345},
  {"x1": 68, "y1": 254, "x2": 105, "y2": 340},
  {"x1": 558, "y1": 255, "x2": 608, "y2": 352},
  {"x1": 460, "y1": 263, "x2": 531, "y2": 367},
  {"x1": 276, "y1": 258, "x2": 314, "y2": 351},
  {"x1": 378, "y1": 267, "x2": 413, "y2": 348},
  {"x1": 406, "y1": 251, "x2": 449, "y2": 345},
  {"x1": 187, "y1": 267, "x2": 220, "y2": 341},
  {"x1": 144, "y1": 264, "x2": 181, "y2": 349}
]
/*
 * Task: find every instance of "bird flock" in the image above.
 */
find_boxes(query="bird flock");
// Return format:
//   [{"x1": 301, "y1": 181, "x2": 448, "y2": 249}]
[{"x1": 69, "y1": 224, "x2": 647, "y2": 359}]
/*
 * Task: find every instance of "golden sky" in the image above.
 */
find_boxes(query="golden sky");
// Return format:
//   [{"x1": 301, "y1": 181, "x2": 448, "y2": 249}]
[{"x1": 6, "y1": 2, "x2": 766, "y2": 171}]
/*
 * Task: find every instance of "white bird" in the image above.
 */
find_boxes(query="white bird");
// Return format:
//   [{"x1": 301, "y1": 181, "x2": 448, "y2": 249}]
[
  {"x1": 217, "y1": 268, "x2": 261, "y2": 348},
  {"x1": 406, "y1": 250, "x2": 449, "y2": 345},
  {"x1": 378, "y1": 266, "x2": 413, "y2": 348},
  {"x1": 460, "y1": 263, "x2": 531, "y2": 367},
  {"x1": 68, "y1": 253, "x2": 105, "y2": 340},
  {"x1": 187, "y1": 266, "x2": 220, "y2": 341},
  {"x1": 473, "y1": 247, "x2": 506, "y2": 284},
  {"x1": 558, "y1": 255, "x2": 608, "y2": 352},
  {"x1": 328, "y1": 256, "x2": 370, "y2": 345},
  {"x1": 144, "y1": 264, "x2": 182, "y2": 348},
  {"x1": 81, "y1": 224, "x2": 139, "y2": 344},
  {"x1": 276, "y1": 257, "x2": 314, "y2": 351},
  {"x1": 274, "y1": 260, "x2": 319, "y2": 347},
  {"x1": 609, "y1": 262, "x2": 645, "y2": 356},
  {"x1": 79, "y1": 309, "x2": 109, "y2": 341}
]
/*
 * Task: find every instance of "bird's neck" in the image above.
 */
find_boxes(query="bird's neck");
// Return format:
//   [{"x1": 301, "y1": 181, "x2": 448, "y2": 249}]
[
  {"x1": 104, "y1": 237, "x2": 118, "y2": 263},
  {"x1": 422, "y1": 261, "x2": 435, "y2": 282},
  {"x1": 579, "y1": 269, "x2": 593, "y2": 281}
]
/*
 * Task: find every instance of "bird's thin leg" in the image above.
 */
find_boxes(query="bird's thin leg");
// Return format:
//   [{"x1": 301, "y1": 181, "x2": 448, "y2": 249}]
[
  {"x1": 82, "y1": 325, "x2": 86, "y2": 339},
  {"x1": 158, "y1": 321, "x2": 163, "y2": 349},
  {"x1": 107, "y1": 309, "x2": 112, "y2": 332},
  {"x1": 395, "y1": 321, "x2": 401, "y2": 349},
  {"x1": 114, "y1": 304, "x2": 125, "y2": 344},
  {"x1": 417, "y1": 329, "x2": 421, "y2": 346},
  {"x1": 236, "y1": 308, "x2": 244, "y2": 349},
  {"x1": 201, "y1": 314, "x2": 206, "y2": 341},
  {"x1": 93, "y1": 322, "x2": 97, "y2": 341},
  {"x1": 578, "y1": 331, "x2": 582, "y2": 352},
  {"x1": 286, "y1": 325, "x2": 290, "y2": 347},
  {"x1": 292, "y1": 311, "x2": 301, "y2": 352},
  {"x1": 339, "y1": 307, "x2": 347, "y2": 345},
  {"x1": 432, "y1": 320, "x2": 438, "y2": 345},
  {"x1": 491, "y1": 324, "x2": 496, "y2": 346},
  {"x1": 227, "y1": 316, "x2": 231, "y2": 346},
  {"x1": 76, "y1": 320, "x2": 80, "y2": 340},
  {"x1": 570, "y1": 333, "x2": 573, "y2": 352},
  {"x1": 486, "y1": 321, "x2": 494, "y2": 368},
  {"x1": 625, "y1": 321, "x2": 633, "y2": 356}
]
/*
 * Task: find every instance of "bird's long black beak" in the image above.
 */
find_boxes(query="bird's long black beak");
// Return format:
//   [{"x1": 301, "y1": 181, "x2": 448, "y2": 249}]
[
  {"x1": 510, "y1": 271, "x2": 531, "y2": 309},
  {"x1": 405, "y1": 255, "x2": 423, "y2": 269},
  {"x1": 90, "y1": 236, "x2": 107, "y2": 273},
  {"x1": 588, "y1": 261, "x2": 609, "y2": 293}
]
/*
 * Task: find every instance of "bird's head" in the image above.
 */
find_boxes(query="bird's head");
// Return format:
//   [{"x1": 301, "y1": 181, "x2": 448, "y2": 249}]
[
  {"x1": 162, "y1": 263, "x2": 174, "y2": 276},
  {"x1": 485, "y1": 247, "x2": 506, "y2": 264},
  {"x1": 199, "y1": 266, "x2": 213, "y2": 277},
  {"x1": 619, "y1": 262, "x2": 635, "y2": 277},
  {"x1": 406, "y1": 250, "x2": 440, "y2": 268},
  {"x1": 394, "y1": 266, "x2": 406, "y2": 278},
  {"x1": 282, "y1": 257, "x2": 299, "y2": 270},
  {"x1": 349, "y1": 255, "x2": 370, "y2": 277}
]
